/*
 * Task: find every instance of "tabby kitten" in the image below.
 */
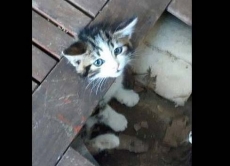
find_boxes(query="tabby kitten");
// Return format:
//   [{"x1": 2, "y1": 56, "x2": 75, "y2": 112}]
[{"x1": 62, "y1": 17, "x2": 139, "y2": 153}]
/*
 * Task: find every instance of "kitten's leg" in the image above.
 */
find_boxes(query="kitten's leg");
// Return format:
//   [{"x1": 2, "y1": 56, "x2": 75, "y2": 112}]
[
  {"x1": 114, "y1": 87, "x2": 140, "y2": 107},
  {"x1": 84, "y1": 116, "x2": 99, "y2": 139},
  {"x1": 85, "y1": 116, "x2": 98, "y2": 130},
  {"x1": 98, "y1": 105, "x2": 127, "y2": 132},
  {"x1": 87, "y1": 133, "x2": 120, "y2": 153},
  {"x1": 99, "y1": 76, "x2": 123, "y2": 107}
]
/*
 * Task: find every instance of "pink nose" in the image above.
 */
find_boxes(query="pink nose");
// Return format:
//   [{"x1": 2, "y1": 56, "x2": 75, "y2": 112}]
[{"x1": 112, "y1": 63, "x2": 120, "y2": 70}]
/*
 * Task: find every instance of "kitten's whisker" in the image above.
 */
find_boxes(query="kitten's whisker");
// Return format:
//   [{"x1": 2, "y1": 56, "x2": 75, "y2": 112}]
[
  {"x1": 132, "y1": 52, "x2": 151, "y2": 57},
  {"x1": 127, "y1": 59, "x2": 137, "y2": 63},
  {"x1": 132, "y1": 52, "x2": 142, "y2": 56},
  {"x1": 90, "y1": 79, "x2": 97, "y2": 92},
  {"x1": 96, "y1": 78, "x2": 103, "y2": 95},
  {"x1": 91, "y1": 79, "x2": 101, "y2": 94},
  {"x1": 85, "y1": 79, "x2": 95, "y2": 90},
  {"x1": 102, "y1": 78, "x2": 107, "y2": 89},
  {"x1": 90, "y1": 79, "x2": 98, "y2": 94},
  {"x1": 100, "y1": 78, "x2": 106, "y2": 91},
  {"x1": 98, "y1": 78, "x2": 104, "y2": 91},
  {"x1": 89, "y1": 80, "x2": 95, "y2": 95}
]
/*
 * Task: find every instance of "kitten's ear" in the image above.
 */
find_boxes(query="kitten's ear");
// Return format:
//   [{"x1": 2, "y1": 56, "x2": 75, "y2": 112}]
[
  {"x1": 114, "y1": 17, "x2": 138, "y2": 39},
  {"x1": 62, "y1": 41, "x2": 87, "y2": 56},
  {"x1": 62, "y1": 41, "x2": 86, "y2": 67}
]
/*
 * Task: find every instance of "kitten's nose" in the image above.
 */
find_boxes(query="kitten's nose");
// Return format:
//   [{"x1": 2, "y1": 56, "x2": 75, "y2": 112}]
[{"x1": 112, "y1": 63, "x2": 120, "y2": 71}]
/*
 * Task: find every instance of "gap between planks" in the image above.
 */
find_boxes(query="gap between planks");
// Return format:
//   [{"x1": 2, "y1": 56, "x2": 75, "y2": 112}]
[{"x1": 32, "y1": 7, "x2": 76, "y2": 37}]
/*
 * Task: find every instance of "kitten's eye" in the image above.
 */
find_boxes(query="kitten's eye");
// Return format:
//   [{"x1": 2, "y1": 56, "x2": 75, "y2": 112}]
[
  {"x1": 114, "y1": 47, "x2": 123, "y2": 56},
  {"x1": 93, "y1": 58, "x2": 105, "y2": 67},
  {"x1": 75, "y1": 60, "x2": 80, "y2": 65}
]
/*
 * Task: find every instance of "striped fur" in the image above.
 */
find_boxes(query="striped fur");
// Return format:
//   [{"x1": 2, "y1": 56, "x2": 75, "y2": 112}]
[
  {"x1": 62, "y1": 17, "x2": 139, "y2": 154},
  {"x1": 62, "y1": 17, "x2": 138, "y2": 80}
]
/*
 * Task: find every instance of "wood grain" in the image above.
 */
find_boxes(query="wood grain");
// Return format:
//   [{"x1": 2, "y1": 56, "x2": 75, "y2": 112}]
[
  {"x1": 32, "y1": 0, "x2": 91, "y2": 35},
  {"x1": 67, "y1": 0, "x2": 107, "y2": 17},
  {"x1": 32, "y1": 45, "x2": 57, "y2": 82},
  {"x1": 92, "y1": 0, "x2": 172, "y2": 48},
  {"x1": 32, "y1": 0, "x2": 173, "y2": 165},
  {"x1": 32, "y1": 11, "x2": 73, "y2": 59}
]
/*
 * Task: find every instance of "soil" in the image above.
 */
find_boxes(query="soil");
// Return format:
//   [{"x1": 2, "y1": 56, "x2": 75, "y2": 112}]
[{"x1": 93, "y1": 90, "x2": 192, "y2": 166}]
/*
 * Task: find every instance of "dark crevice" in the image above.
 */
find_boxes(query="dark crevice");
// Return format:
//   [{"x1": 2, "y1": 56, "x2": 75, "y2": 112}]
[
  {"x1": 32, "y1": 43, "x2": 62, "y2": 86},
  {"x1": 65, "y1": 0, "x2": 94, "y2": 19},
  {"x1": 32, "y1": 41, "x2": 60, "y2": 62},
  {"x1": 32, "y1": 8, "x2": 75, "y2": 37}
]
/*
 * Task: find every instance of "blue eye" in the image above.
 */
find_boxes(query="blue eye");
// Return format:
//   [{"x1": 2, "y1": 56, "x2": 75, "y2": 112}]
[
  {"x1": 114, "y1": 47, "x2": 123, "y2": 56},
  {"x1": 93, "y1": 58, "x2": 105, "y2": 67}
]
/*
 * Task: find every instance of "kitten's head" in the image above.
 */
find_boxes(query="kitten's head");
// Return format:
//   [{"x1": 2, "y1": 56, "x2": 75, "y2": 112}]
[{"x1": 62, "y1": 17, "x2": 138, "y2": 79}]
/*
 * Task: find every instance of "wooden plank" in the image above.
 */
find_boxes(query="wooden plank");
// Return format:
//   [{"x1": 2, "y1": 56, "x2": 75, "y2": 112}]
[
  {"x1": 32, "y1": 81, "x2": 38, "y2": 92},
  {"x1": 32, "y1": 11, "x2": 73, "y2": 59},
  {"x1": 32, "y1": 45, "x2": 57, "y2": 82},
  {"x1": 33, "y1": 0, "x2": 173, "y2": 165},
  {"x1": 32, "y1": 0, "x2": 91, "y2": 35},
  {"x1": 71, "y1": 137, "x2": 100, "y2": 166},
  {"x1": 57, "y1": 147, "x2": 95, "y2": 166},
  {"x1": 67, "y1": 0, "x2": 107, "y2": 17},
  {"x1": 32, "y1": 58, "x2": 114, "y2": 166},
  {"x1": 167, "y1": 0, "x2": 192, "y2": 26},
  {"x1": 92, "y1": 0, "x2": 172, "y2": 47}
]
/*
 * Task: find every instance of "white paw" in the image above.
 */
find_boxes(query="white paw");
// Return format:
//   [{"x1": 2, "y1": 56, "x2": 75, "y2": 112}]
[
  {"x1": 107, "y1": 113, "x2": 128, "y2": 132},
  {"x1": 115, "y1": 89, "x2": 140, "y2": 107},
  {"x1": 98, "y1": 105, "x2": 128, "y2": 132},
  {"x1": 89, "y1": 134, "x2": 120, "y2": 151}
]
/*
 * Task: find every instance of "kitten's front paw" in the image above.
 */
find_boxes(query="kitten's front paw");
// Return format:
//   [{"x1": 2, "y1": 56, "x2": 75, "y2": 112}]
[
  {"x1": 89, "y1": 134, "x2": 120, "y2": 152},
  {"x1": 99, "y1": 105, "x2": 128, "y2": 132},
  {"x1": 107, "y1": 113, "x2": 128, "y2": 132},
  {"x1": 116, "y1": 90, "x2": 140, "y2": 107}
]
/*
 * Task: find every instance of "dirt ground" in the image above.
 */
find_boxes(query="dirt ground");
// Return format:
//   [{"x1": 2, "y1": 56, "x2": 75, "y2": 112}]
[{"x1": 93, "y1": 90, "x2": 192, "y2": 166}]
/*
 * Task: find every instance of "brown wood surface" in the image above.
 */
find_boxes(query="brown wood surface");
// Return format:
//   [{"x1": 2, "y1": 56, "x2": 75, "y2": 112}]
[
  {"x1": 32, "y1": 58, "x2": 114, "y2": 166},
  {"x1": 57, "y1": 147, "x2": 95, "y2": 166},
  {"x1": 93, "y1": 0, "x2": 172, "y2": 48},
  {"x1": 32, "y1": 45, "x2": 57, "y2": 82},
  {"x1": 32, "y1": 81, "x2": 38, "y2": 92},
  {"x1": 67, "y1": 0, "x2": 107, "y2": 17},
  {"x1": 167, "y1": 0, "x2": 192, "y2": 26},
  {"x1": 32, "y1": 0, "x2": 91, "y2": 36},
  {"x1": 32, "y1": 11, "x2": 73, "y2": 59}
]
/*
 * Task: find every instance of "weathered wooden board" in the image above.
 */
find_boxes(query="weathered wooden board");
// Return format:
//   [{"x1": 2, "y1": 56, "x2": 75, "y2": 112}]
[
  {"x1": 32, "y1": 45, "x2": 57, "y2": 82},
  {"x1": 67, "y1": 0, "x2": 107, "y2": 17},
  {"x1": 167, "y1": 0, "x2": 192, "y2": 26},
  {"x1": 32, "y1": 11, "x2": 73, "y2": 59},
  {"x1": 32, "y1": 58, "x2": 114, "y2": 166},
  {"x1": 32, "y1": 0, "x2": 91, "y2": 35},
  {"x1": 32, "y1": 0, "x2": 173, "y2": 165},
  {"x1": 32, "y1": 81, "x2": 38, "y2": 92},
  {"x1": 57, "y1": 147, "x2": 95, "y2": 166},
  {"x1": 92, "y1": 0, "x2": 172, "y2": 47}
]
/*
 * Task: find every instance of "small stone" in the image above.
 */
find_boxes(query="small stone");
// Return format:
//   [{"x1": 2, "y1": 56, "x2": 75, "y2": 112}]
[
  {"x1": 157, "y1": 105, "x2": 163, "y2": 112},
  {"x1": 140, "y1": 121, "x2": 149, "y2": 128},
  {"x1": 134, "y1": 123, "x2": 141, "y2": 131}
]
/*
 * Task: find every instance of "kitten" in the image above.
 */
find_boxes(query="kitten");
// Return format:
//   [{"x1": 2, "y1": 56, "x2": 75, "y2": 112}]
[{"x1": 62, "y1": 17, "x2": 139, "y2": 153}]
